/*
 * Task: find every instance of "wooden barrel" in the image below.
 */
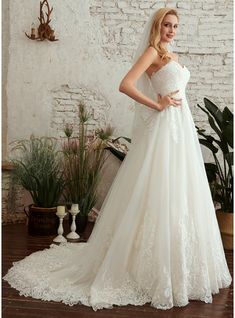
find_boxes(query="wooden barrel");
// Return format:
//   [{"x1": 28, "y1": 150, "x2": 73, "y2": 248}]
[{"x1": 24, "y1": 204, "x2": 59, "y2": 236}]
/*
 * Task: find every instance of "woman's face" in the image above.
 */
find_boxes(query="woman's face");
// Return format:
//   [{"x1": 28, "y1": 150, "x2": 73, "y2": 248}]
[{"x1": 160, "y1": 14, "x2": 178, "y2": 44}]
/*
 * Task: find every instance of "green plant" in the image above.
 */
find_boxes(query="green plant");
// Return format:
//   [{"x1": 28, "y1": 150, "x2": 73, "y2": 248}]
[
  {"x1": 196, "y1": 97, "x2": 233, "y2": 212},
  {"x1": 11, "y1": 135, "x2": 65, "y2": 208},
  {"x1": 62, "y1": 103, "x2": 114, "y2": 216}
]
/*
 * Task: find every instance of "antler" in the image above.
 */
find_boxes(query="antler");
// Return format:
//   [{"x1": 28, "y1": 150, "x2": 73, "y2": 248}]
[
  {"x1": 26, "y1": 0, "x2": 58, "y2": 42},
  {"x1": 38, "y1": 0, "x2": 53, "y2": 25},
  {"x1": 44, "y1": 0, "x2": 53, "y2": 25},
  {"x1": 38, "y1": 1, "x2": 45, "y2": 25}
]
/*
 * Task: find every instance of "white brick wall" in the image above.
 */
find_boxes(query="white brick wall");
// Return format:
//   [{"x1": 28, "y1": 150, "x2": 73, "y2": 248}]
[
  {"x1": 4, "y1": 0, "x2": 233, "y2": 169},
  {"x1": 50, "y1": 84, "x2": 111, "y2": 138},
  {"x1": 89, "y1": 0, "x2": 233, "y2": 142}
]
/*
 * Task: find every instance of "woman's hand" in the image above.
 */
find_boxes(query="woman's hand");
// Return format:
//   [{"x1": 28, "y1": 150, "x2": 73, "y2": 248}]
[{"x1": 157, "y1": 90, "x2": 182, "y2": 111}]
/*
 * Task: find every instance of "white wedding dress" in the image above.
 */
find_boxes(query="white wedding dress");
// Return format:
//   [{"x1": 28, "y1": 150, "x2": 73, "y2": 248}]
[{"x1": 3, "y1": 60, "x2": 232, "y2": 311}]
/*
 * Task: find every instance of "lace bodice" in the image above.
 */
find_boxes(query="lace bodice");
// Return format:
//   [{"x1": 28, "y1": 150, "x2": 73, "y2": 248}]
[
  {"x1": 136, "y1": 60, "x2": 191, "y2": 141},
  {"x1": 150, "y1": 59, "x2": 190, "y2": 100}
]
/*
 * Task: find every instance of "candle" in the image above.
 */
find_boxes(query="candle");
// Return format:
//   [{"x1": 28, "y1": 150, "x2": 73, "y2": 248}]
[
  {"x1": 50, "y1": 29, "x2": 55, "y2": 40},
  {"x1": 31, "y1": 27, "x2": 36, "y2": 39},
  {"x1": 57, "y1": 206, "x2": 66, "y2": 216},
  {"x1": 71, "y1": 204, "x2": 79, "y2": 213}
]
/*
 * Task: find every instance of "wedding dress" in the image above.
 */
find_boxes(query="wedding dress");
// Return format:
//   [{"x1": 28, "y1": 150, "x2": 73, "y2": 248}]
[{"x1": 3, "y1": 59, "x2": 232, "y2": 311}]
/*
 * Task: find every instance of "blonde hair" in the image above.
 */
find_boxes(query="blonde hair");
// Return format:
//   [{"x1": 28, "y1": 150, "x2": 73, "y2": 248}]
[{"x1": 149, "y1": 8, "x2": 179, "y2": 62}]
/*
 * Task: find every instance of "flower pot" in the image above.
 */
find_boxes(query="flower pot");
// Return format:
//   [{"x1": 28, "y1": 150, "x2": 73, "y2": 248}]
[
  {"x1": 216, "y1": 209, "x2": 233, "y2": 250},
  {"x1": 24, "y1": 204, "x2": 59, "y2": 236},
  {"x1": 68, "y1": 213, "x2": 88, "y2": 234}
]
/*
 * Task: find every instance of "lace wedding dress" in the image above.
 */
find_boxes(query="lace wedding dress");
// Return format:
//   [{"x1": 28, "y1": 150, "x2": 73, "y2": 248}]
[{"x1": 3, "y1": 60, "x2": 232, "y2": 311}]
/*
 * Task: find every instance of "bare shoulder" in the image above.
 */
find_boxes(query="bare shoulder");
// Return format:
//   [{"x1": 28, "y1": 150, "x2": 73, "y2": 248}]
[{"x1": 144, "y1": 46, "x2": 159, "y2": 57}]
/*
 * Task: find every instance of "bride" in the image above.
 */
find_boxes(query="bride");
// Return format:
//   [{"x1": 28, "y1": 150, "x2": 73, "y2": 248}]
[{"x1": 3, "y1": 7, "x2": 232, "y2": 311}]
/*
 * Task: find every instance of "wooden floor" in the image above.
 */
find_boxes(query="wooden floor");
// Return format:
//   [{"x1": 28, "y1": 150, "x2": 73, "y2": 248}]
[{"x1": 2, "y1": 223, "x2": 233, "y2": 318}]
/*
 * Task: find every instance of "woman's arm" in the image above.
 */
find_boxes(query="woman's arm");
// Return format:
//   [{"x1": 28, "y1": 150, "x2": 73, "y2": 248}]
[{"x1": 119, "y1": 47, "x2": 162, "y2": 111}]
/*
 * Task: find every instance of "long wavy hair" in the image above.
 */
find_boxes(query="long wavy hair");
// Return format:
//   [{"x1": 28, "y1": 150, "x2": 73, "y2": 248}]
[{"x1": 149, "y1": 8, "x2": 179, "y2": 62}]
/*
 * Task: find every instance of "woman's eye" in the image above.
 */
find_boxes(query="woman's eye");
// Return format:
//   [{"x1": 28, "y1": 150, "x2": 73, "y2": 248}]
[{"x1": 164, "y1": 24, "x2": 178, "y2": 28}]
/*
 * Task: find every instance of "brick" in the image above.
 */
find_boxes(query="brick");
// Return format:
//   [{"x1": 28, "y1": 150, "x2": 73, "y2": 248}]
[
  {"x1": 121, "y1": 7, "x2": 143, "y2": 14},
  {"x1": 100, "y1": 7, "x2": 121, "y2": 13},
  {"x1": 199, "y1": 41, "x2": 225, "y2": 48},
  {"x1": 212, "y1": 84, "x2": 233, "y2": 90},
  {"x1": 52, "y1": 92, "x2": 71, "y2": 99},
  {"x1": 103, "y1": 1, "x2": 116, "y2": 7},
  {"x1": 128, "y1": 14, "x2": 147, "y2": 21},
  {"x1": 214, "y1": 34, "x2": 233, "y2": 40},
  {"x1": 224, "y1": 58, "x2": 232, "y2": 64},
  {"x1": 130, "y1": 0, "x2": 140, "y2": 7},
  {"x1": 192, "y1": 3, "x2": 202, "y2": 9},
  {"x1": 203, "y1": 55, "x2": 223, "y2": 64},
  {"x1": 117, "y1": 1, "x2": 129, "y2": 8},
  {"x1": 202, "y1": 3, "x2": 215, "y2": 10},
  {"x1": 197, "y1": 72, "x2": 213, "y2": 78},
  {"x1": 214, "y1": 10, "x2": 230, "y2": 16},
  {"x1": 139, "y1": 2, "x2": 151, "y2": 9},
  {"x1": 175, "y1": 47, "x2": 189, "y2": 53},
  {"x1": 213, "y1": 46, "x2": 232, "y2": 53},
  {"x1": 177, "y1": 2, "x2": 191, "y2": 9},
  {"x1": 189, "y1": 47, "x2": 216, "y2": 54},
  {"x1": 214, "y1": 71, "x2": 232, "y2": 77},
  {"x1": 151, "y1": 2, "x2": 165, "y2": 9},
  {"x1": 105, "y1": 13, "x2": 128, "y2": 20},
  {"x1": 127, "y1": 29, "x2": 137, "y2": 36},
  {"x1": 104, "y1": 19, "x2": 119, "y2": 25}
]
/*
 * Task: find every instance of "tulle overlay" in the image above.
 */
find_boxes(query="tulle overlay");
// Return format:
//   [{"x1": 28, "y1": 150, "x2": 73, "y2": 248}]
[{"x1": 3, "y1": 61, "x2": 232, "y2": 311}]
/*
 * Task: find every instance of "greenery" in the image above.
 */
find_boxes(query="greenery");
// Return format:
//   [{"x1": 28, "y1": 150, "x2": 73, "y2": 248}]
[
  {"x1": 11, "y1": 135, "x2": 64, "y2": 208},
  {"x1": 196, "y1": 97, "x2": 233, "y2": 212},
  {"x1": 62, "y1": 103, "x2": 114, "y2": 216}
]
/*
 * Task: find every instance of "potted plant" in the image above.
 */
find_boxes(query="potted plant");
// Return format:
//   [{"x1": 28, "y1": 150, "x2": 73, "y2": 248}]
[
  {"x1": 62, "y1": 103, "x2": 114, "y2": 233},
  {"x1": 196, "y1": 97, "x2": 233, "y2": 249},
  {"x1": 11, "y1": 135, "x2": 65, "y2": 236}
]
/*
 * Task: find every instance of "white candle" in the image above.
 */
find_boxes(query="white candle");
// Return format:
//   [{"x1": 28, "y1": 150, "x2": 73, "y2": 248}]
[
  {"x1": 57, "y1": 206, "x2": 66, "y2": 216},
  {"x1": 71, "y1": 204, "x2": 79, "y2": 213}
]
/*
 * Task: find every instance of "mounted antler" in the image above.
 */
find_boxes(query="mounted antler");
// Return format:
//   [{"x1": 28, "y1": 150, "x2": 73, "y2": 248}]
[{"x1": 25, "y1": 0, "x2": 58, "y2": 42}]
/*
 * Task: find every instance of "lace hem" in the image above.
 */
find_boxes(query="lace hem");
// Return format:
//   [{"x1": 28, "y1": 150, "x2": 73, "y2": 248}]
[{"x1": 3, "y1": 248, "x2": 232, "y2": 312}]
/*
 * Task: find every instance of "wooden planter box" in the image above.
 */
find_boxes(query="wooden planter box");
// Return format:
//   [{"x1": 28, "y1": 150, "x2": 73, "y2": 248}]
[{"x1": 216, "y1": 209, "x2": 233, "y2": 250}]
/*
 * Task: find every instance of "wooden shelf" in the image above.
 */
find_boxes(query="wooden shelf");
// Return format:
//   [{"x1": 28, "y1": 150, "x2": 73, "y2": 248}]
[{"x1": 2, "y1": 161, "x2": 14, "y2": 171}]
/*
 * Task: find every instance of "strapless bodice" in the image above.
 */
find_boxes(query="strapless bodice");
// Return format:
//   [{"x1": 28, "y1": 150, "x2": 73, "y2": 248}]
[
  {"x1": 150, "y1": 60, "x2": 190, "y2": 100},
  {"x1": 135, "y1": 60, "x2": 191, "y2": 137}
]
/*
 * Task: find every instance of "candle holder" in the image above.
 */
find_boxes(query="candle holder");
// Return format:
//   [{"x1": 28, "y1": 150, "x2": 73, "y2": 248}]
[
  {"x1": 66, "y1": 204, "x2": 80, "y2": 241},
  {"x1": 53, "y1": 209, "x2": 67, "y2": 243}
]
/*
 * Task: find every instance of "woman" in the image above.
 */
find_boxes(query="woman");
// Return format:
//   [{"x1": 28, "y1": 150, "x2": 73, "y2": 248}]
[{"x1": 3, "y1": 7, "x2": 232, "y2": 311}]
